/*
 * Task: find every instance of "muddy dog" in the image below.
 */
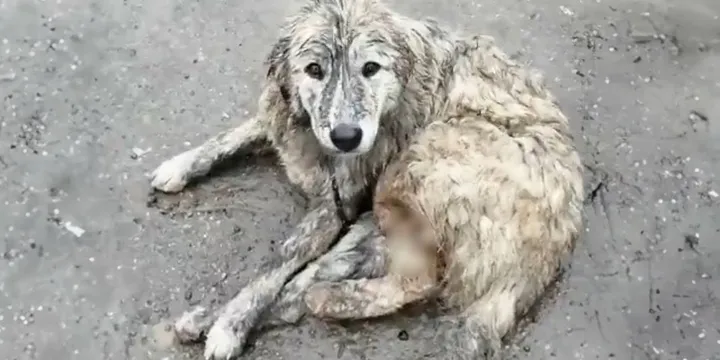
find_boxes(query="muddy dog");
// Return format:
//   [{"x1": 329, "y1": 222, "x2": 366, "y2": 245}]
[{"x1": 150, "y1": 0, "x2": 584, "y2": 358}]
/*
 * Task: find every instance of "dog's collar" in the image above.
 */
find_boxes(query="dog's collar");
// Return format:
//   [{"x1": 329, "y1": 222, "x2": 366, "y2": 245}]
[
  {"x1": 329, "y1": 170, "x2": 350, "y2": 225},
  {"x1": 326, "y1": 162, "x2": 349, "y2": 225}
]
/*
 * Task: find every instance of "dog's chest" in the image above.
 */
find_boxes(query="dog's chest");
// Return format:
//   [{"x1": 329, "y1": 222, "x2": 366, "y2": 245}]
[{"x1": 331, "y1": 160, "x2": 375, "y2": 217}]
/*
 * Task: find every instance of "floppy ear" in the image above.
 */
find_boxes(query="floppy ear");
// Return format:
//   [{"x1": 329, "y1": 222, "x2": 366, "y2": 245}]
[
  {"x1": 265, "y1": 32, "x2": 310, "y2": 126},
  {"x1": 265, "y1": 35, "x2": 292, "y2": 102}
]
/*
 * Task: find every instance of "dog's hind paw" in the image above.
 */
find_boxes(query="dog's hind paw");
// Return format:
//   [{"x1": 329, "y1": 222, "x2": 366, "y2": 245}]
[
  {"x1": 150, "y1": 149, "x2": 200, "y2": 193},
  {"x1": 203, "y1": 320, "x2": 245, "y2": 360}
]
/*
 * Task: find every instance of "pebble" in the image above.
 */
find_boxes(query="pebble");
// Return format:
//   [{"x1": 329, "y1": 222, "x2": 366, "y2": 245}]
[
  {"x1": 0, "y1": 72, "x2": 15, "y2": 81},
  {"x1": 630, "y1": 25, "x2": 656, "y2": 44},
  {"x1": 688, "y1": 110, "x2": 708, "y2": 123}
]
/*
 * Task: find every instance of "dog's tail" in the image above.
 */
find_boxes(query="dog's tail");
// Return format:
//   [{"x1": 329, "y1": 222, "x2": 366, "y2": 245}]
[{"x1": 432, "y1": 288, "x2": 526, "y2": 360}]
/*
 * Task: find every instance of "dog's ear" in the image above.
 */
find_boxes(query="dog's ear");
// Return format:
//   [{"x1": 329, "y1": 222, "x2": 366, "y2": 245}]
[
  {"x1": 266, "y1": 35, "x2": 292, "y2": 102},
  {"x1": 265, "y1": 32, "x2": 309, "y2": 125}
]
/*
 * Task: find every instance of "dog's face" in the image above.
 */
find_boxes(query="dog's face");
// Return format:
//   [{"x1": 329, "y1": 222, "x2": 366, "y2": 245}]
[
  {"x1": 267, "y1": 1, "x2": 410, "y2": 156},
  {"x1": 293, "y1": 33, "x2": 404, "y2": 156}
]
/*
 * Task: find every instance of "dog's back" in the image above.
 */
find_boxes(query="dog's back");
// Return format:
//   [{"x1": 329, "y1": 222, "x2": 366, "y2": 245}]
[
  {"x1": 373, "y1": 35, "x2": 584, "y2": 357},
  {"x1": 378, "y1": 115, "x2": 582, "y2": 295}
]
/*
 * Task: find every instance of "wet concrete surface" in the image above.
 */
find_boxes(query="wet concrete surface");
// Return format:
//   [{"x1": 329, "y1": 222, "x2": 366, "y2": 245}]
[{"x1": 1, "y1": 0, "x2": 719, "y2": 359}]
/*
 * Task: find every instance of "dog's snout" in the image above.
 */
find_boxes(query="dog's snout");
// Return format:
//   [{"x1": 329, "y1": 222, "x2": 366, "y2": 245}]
[{"x1": 329, "y1": 123, "x2": 363, "y2": 152}]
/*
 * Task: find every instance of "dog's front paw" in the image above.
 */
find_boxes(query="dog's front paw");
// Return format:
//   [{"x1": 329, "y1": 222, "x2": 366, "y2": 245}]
[
  {"x1": 174, "y1": 306, "x2": 212, "y2": 343},
  {"x1": 280, "y1": 235, "x2": 302, "y2": 259},
  {"x1": 150, "y1": 149, "x2": 199, "y2": 193},
  {"x1": 203, "y1": 320, "x2": 244, "y2": 360}
]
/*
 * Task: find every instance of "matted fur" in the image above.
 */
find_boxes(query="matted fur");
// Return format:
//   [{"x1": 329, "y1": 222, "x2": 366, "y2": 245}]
[{"x1": 150, "y1": 0, "x2": 584, "y2": 359}]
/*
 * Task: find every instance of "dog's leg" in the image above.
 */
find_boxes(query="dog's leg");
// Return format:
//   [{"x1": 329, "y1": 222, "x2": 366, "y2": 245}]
[
  {"x1": 262, "y1": 212, "x2": 388, "y2": 327},
  {"x1": 202, "y1": 203, "x2": 344, "y2": 360},
  {"x1": 304, "y1": 274, "x2": 434, "y2": 320},
  {"x1": 151, "y1": 116, "x2": 270, "y2": 193},
  {"x1": 304, "y1": 233, "x2": 436, "y2": 320},
  {"x1": 173, "y1": 212, "x2": 387, "y2": 340}
]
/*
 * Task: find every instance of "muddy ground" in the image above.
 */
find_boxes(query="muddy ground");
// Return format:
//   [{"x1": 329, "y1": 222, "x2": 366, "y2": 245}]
[{"x1": 1, "y1": 0, "x2": 719, "y2": 359}]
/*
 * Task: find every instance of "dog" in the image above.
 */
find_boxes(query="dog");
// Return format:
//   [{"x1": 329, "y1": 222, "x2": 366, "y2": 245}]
[{"x1": 149, "y1": 0, "x2": 584, "y2": 358}]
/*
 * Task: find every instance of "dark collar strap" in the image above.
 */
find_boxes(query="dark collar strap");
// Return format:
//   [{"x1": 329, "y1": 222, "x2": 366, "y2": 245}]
[{"x1": 330, "y1": 171, "x2": 350, "y2": 225}]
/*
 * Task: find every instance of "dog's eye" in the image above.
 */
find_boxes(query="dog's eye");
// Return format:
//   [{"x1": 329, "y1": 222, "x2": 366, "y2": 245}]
[
  {"x1": 304, "y1": 63, "x2": 324, "y2": 80},
  {"x1": 362, "y1": 62, "x2": 381, "y2": 78}
]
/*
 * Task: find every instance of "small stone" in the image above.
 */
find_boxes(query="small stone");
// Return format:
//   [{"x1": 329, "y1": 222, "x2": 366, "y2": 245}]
[
  {"x1": 684, "y1": 234, "x2": 699, "y2": 250},
  {"x1": 630, "y1": 30, "x2": 655, "y2": 44},
  {"x1": 397, "y1": 329, "x2": 409, "y2": 341},
  {"x1": 689, "y1": 110, "x2": 708, "y2": 123}
]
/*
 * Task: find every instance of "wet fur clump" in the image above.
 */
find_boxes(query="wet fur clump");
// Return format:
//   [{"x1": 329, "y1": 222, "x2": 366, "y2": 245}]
[{"x1": 149, "y1": 0, "x2": 584, "y2": 359}]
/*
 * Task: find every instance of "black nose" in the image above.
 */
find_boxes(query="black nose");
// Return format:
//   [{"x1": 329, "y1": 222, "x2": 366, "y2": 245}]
[{"x1": 329, "y1": 123, "x2": 363, "y2": 152}]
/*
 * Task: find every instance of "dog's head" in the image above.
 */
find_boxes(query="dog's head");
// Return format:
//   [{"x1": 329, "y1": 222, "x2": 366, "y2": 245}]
[{"x1": 266, "y1": 0, "x2": 411, "y2": 156}]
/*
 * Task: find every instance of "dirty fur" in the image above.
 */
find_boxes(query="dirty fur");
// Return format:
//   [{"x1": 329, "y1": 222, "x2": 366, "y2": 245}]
[{"x1": 150, "y1": 0, "x2": 584, "y2": 359}]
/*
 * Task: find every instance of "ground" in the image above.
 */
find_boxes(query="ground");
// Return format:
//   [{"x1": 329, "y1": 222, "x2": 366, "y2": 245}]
[{"x1": 1, "y1": 0, "x2": 719, "y2": 359}]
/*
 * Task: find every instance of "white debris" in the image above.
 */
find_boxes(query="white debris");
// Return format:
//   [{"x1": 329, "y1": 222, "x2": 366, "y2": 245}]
[
  {"x1": 0, "y1": 72, "x2": 15, "y2": 82},
  {"x1": 64, "y1": 222, "x2": 86, "y2": 237},
  {"x1": 559, "y1": 5, "x2": 575, "y2": 16},
  {"x1": 132, "y1": 147, "x2": 152, "y2": 158},
  {"x1": 708, "y1": 190, "x2": 718, "y2": 198}
]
